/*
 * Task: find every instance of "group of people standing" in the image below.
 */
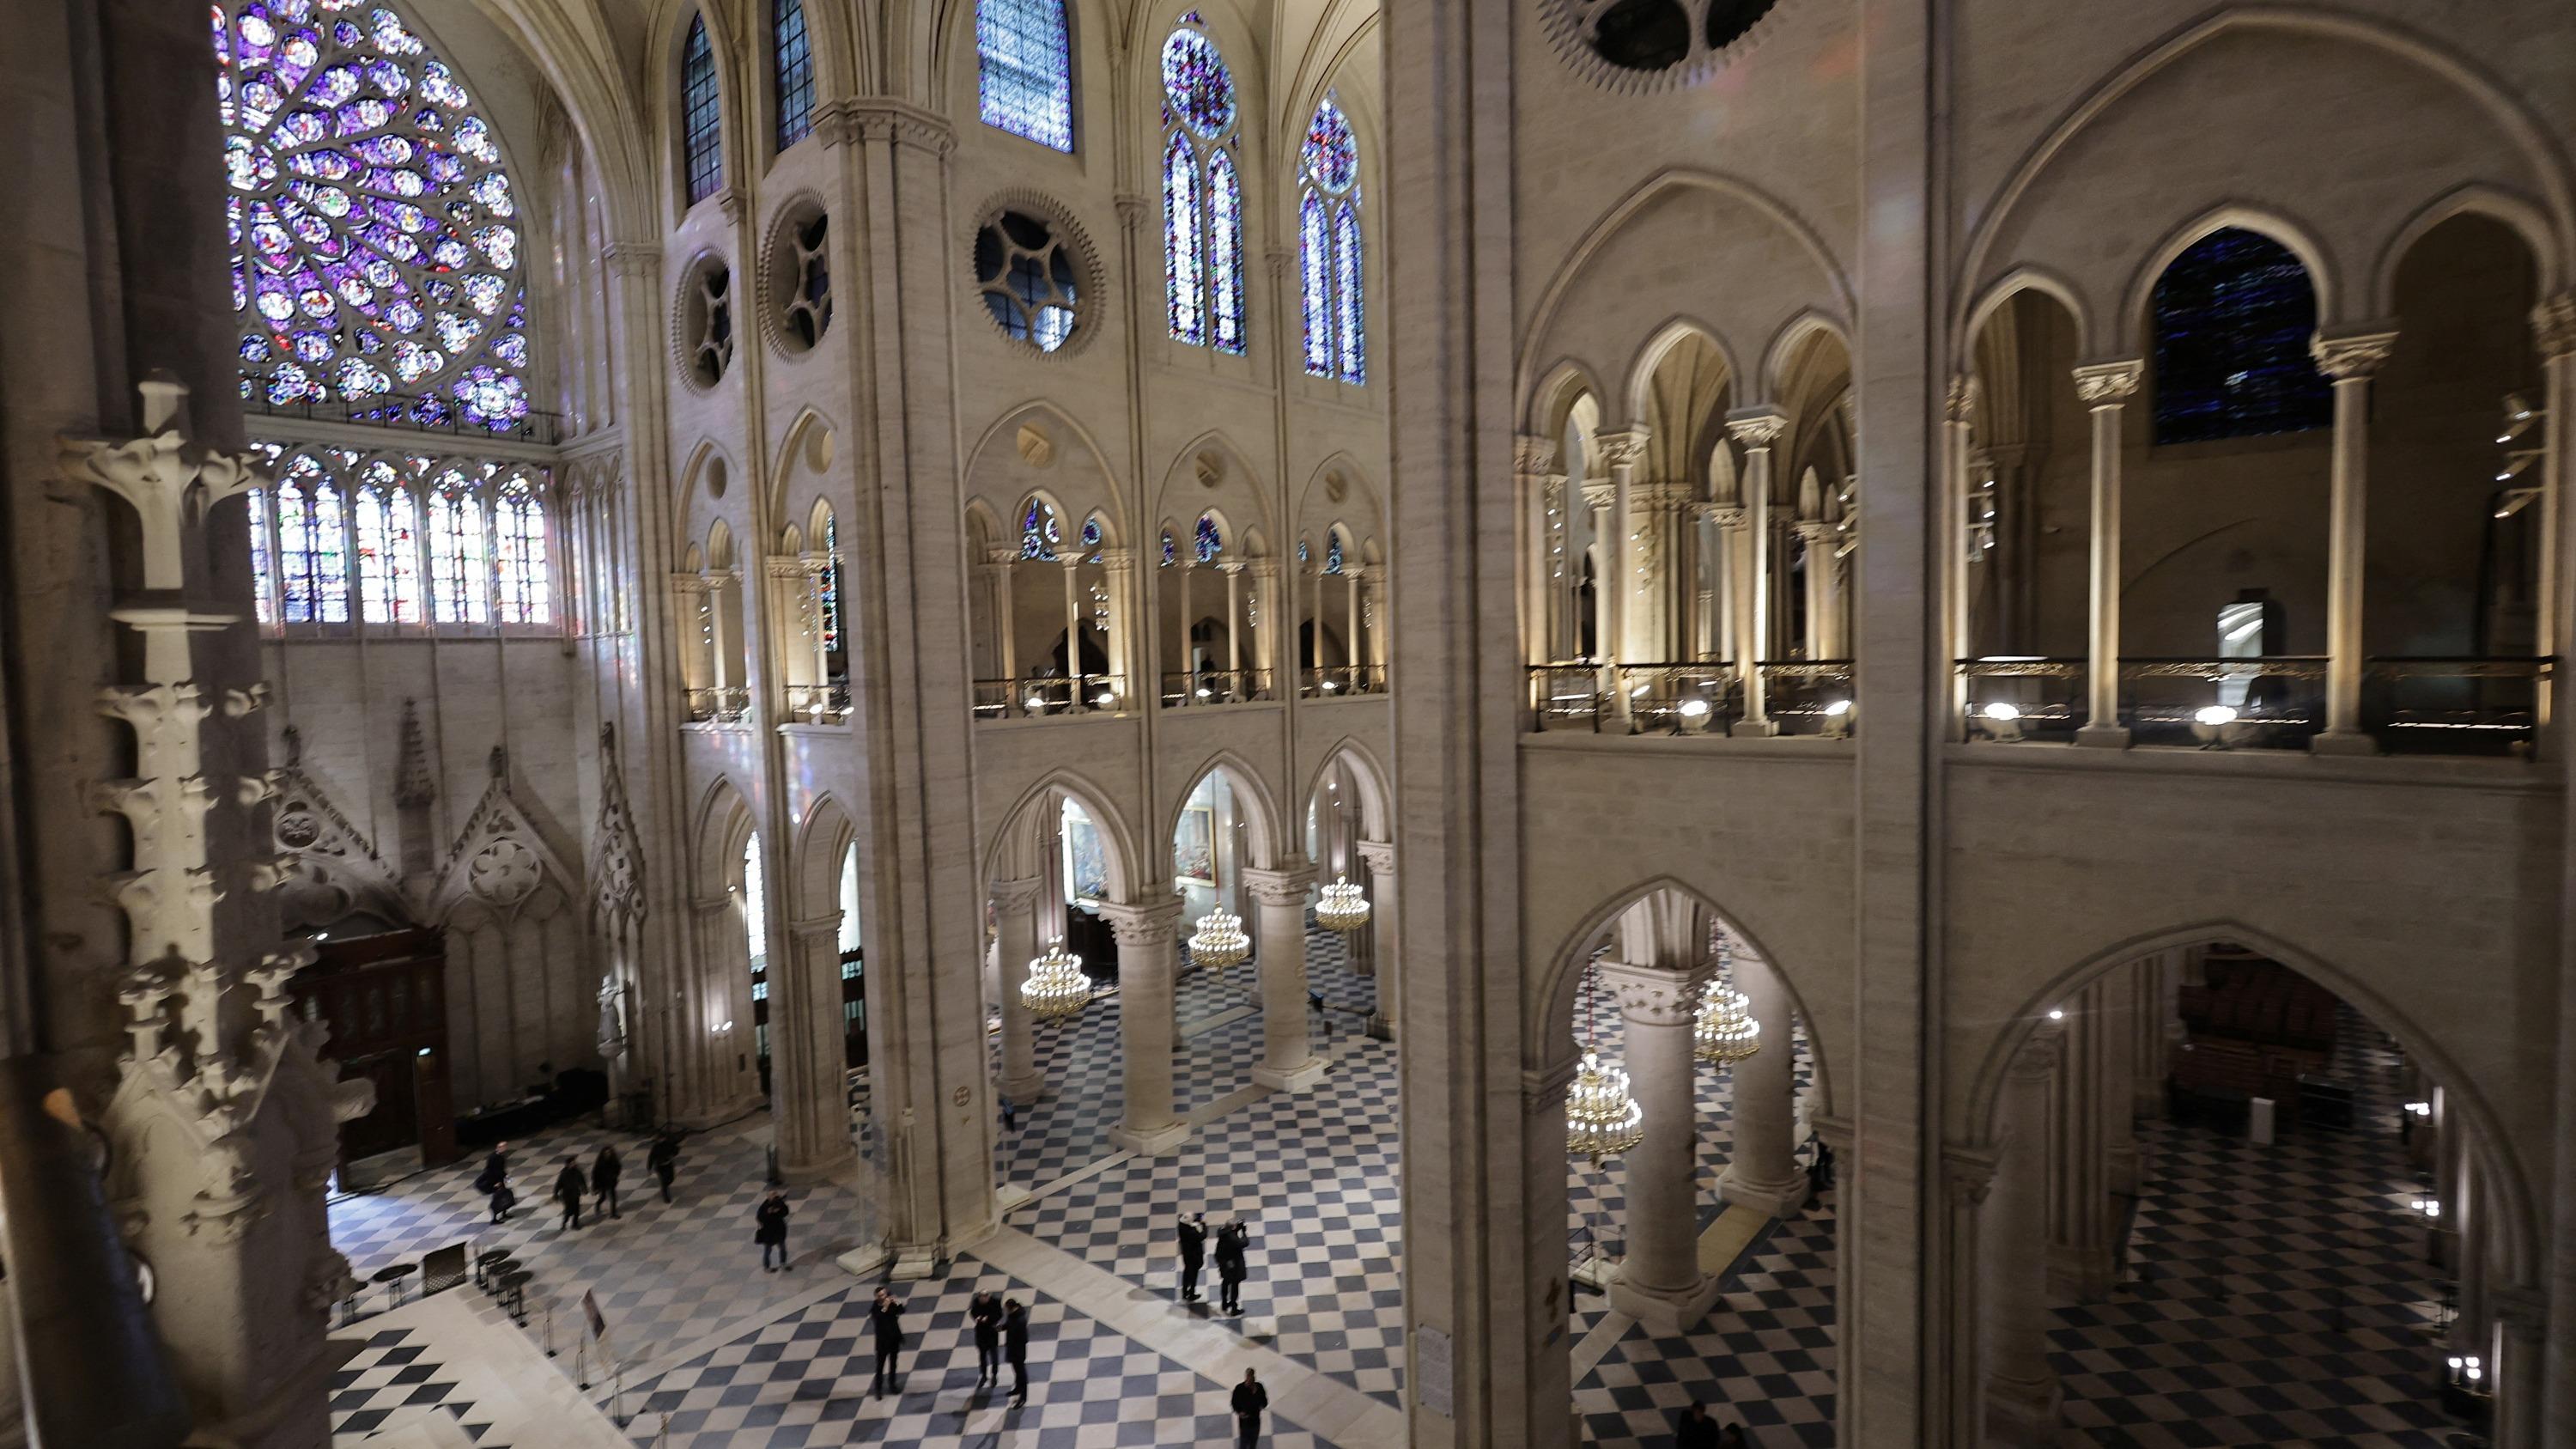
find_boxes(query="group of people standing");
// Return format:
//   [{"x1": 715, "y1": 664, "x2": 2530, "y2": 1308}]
[
  {"x1": 859, "y1": 1288, "x2": 1031, "y2": 1405},
  {"x1": 472, "y1": 1130, "x2": 684, "y2": 1229},
  {"x1": 1175, "y1": 1212, "x2": 1255, "y2": 1314}
]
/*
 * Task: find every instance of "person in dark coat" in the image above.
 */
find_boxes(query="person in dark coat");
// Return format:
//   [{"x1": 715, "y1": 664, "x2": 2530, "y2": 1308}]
[
  {"x1": 552, "y1": 1155, "x2": 587, "y2": 1231},
  {"x1": 647, "y1": 1131, "x2": 679, "y2": 1203},
  {"x1": 1715, "y1": 1424, "x2": 1750, "y2": 1449},
  {"x1": 592, "y1": 1145, "x2": 623, "y2": 1220},
  {"x1": 755, "y1": 1190, "x2": 791, "y2": 1270},
  {"x1": 1001, "y1": 1298, "x2": 1030, "y2": 1404},
  {"x1": 868, "y1": 1287, "x2": 907, "y2": 1397},
  {"x1": 1674, "y1": 1402, "x2": 1722, "y2": 1449},
  {"x1": 475, "y1": 1142, "x2": 514, "y2": 1224},
  {"x1": 999, "y1": 1097, "x2": 1018, "y2": 1132},
  {"x1": 1231, "y1": 1368, "x2": 1269, "y2": 1448},
  {"x1": 969, "y1": 1291, "x2": 1002, "y2": 1386},
  {"x1": 1176, "y1": 1212, "x2": 1207, "y2": 1303},
  {"x1": 1213, "y1": 1221, "x2": 1249, "y2": 1314}
]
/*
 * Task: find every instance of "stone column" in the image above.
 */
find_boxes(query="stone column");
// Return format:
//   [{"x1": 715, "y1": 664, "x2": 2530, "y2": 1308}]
[
  {"x1": 1944, "y1": 376, "x2": 1979, "y2": 731},
  {"x1": 1710, "y1": 504, "x2": 1746, "y2": 669},
  {"x1": 1939, "y1": 1148, "x2": 2000, "y2": 1449},
  {"x1": 2311, "y1": 327, "x2": 2400, "y2": 754},
  {"x1": 1987, "y1": 1025, "x2": 2065, "y2": 1446},
  {"x1": 2073, "y1": 360, "x2": 2142, "y2": 746},
  {"x1": 1515, "y1": 435, "x2": 1555, "y2": 662},
  {"x1": 2099, "y1": 977, "x2": 2140, "y2": 1198},
  {"x1": 1598, "y1": 430, "x2": 1649, "y2": 667},
  {"x1": 1244, "y1": 866, "x2": 1327, "y2": 1092},
  {"x1": 1718, "y1": 953, "x2": 1811, "y2": 1219},
  {"x1": 775, "y1": 915, "x2": 856, "y2": 1181},
  {"x1": 1102, "y1": 898, "x2": 1189, "y2": 1154},
  {"x1": 991, "y1": 877, "x2": 1046, "y2": 1103},
  {"x1": 988, "y1": 549, "x2": 1019, "y2": 685},
  {"x1": 2494, "y1": 1284, "x2": 2547, "y2": 1449},
  {"x1": 1598, "y1": 959, "x2": 1722, "y2": 1335},
  {"x1": 2047, "y1": 989, "x2": 2116, "y2": 1301},
  {"x1": 1098, "y1": 547, "x2": 1136, "y2": 703},
  {"x1": 1726, "y1": 408, "x2": 1788, "y2": 734},
  {"x1": 2538, "y1": 291, "x2": 2576, "y2": 1449},
  {"x1": 1222, "y1": 560, "x2": 1246, "y2": 682},
  {"x1": 1795, "y1": 521, "x2": 1835, "y2": 661},
  {"x1": 1356, "y1": 841, "x2": 1397, "y2": 1040},
  {"x1": 1060, "y1": 553, "x2": 1085, "y2": 695}
]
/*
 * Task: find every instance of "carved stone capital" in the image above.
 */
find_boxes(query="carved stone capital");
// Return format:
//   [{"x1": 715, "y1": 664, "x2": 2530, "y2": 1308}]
[
  {"x1": 848, "y1": 100, "x2": 957, "y2": 155},
  {"x1": 1942, "y1": 1144, "x2": 2000, "y2": 1207},
  {"x1": 1595, "y1": 429, "x2": 1650, "y2": 471},
  {"x1": 1240, "y1": 867, "x2": 1318, "y2": 908},
  {"x1": 2008, "y1": 1020, "x2": 2065, "y2": 1081},
  {"x1": 2533, "y1": 290, "x2": 2576, "y2": 361},
  {"x1": 1098, "y1": 897, "x2": 1184, "y2": 950},
  {"x1": 2309, "y1": 326, "x2": 2399, "y2": 381},
  {"x1": 988, "y1": 876, "x2": 1045, "y2": 912},
  {"x1": 811, "y1": 100, "x2": 863, "y2": 149},
  {"x1": 2071, "y1": 359, "x2": 2143, "y2": 404},
  {"x1": 1516, "y1": 434, "x2": 1560, "y2": 476},
  {"x1": 1946, "y1": 374, "x2": 1980, "y2": 425},
  {"x1": 1579, "y1": 481, "x2": 1616, "y2": 512},
  {"x1": 1354, "y1": 838, "x2": 1394, "y2": 877},
  {"x1": 1595, "y1": 958, "x2": 1708, "y2": 1027},
  {"x1": 59, "y1": 378, "x2": 264, "y2": 591},
  {"x1": 1725, "y1": 406, "x2": 1789, "y2": 447},
  {"x1": 1096, "y1": 547, "x2": 1137, "y2": 572},
  {"x1": 1113, "y1": 192, "x2": 1151, "y2": 230},
  {"x1": 604, "y1": 241, "x2": 661, "y2": 280}
]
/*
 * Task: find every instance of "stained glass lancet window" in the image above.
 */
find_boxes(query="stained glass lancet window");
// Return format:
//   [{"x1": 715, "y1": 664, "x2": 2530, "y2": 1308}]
[
  {"x1": 1194, "y1": 514, "x2": 1223, "y2": 563},
  {"x1": 1160, "y1": 24, "x2": 1243, "y2": 353},
  {"x1": 1021, "y1": 499, "x2": 1061, "y2": 560},
  {"x1": 818, "y1": 508, "x2": 841, "y2": 654},
  {"x1": 428, "y1": 473, "x2": 489, "y2": 624},
  {"x1": 976, "y1": 0, "x2": 1073, "y2": 152},
  {"x1": 2151, "y1": 228, "x2": 2330, "y2": 446},
  {"x1": 1298, "y1": 94, "x2": 1364, "y2": 383},
  {"x1": 494, "y1": 474, "x2": 550, "y2": 624},
  {"x1": 213, "y1": 0, "x2": 532, "y2": 431},
  {"x1": 774, "y1": 0, "x2": 814, "y2": 150},
  {"x1": 681, "y1": 14, "x2": 723, "y2": 204},
  {"x1": 354, "y1": 460, "x2": 422, "y2": 623},
  {"x1": 247, "y1": 486, "x2": 276, "y2": 624}
]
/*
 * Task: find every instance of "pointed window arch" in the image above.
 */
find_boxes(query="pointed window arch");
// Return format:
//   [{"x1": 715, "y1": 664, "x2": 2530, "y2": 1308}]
[
  {"x1": 211, "y1": 0, "x2": 532, "y2": 429},
  {"x1": 1021, "y1": 497, "x2": 1061, "y2": 560},
  {"x1": 494, "y1": 472, "x2": 550, "y2": 624},
  {"x1": 1298, "y1": 94, "x2": 1364, "y2": 383},
  {"x1": 681, "y1": 14, "x2": 724, "y2": 204},
  {"x1": 773, "y1": 0, "x2": 815, "y2": 150},
  {"x1": 354, "y1": 461, "x2": 423, "y2": 624},
  {"x1": 975, "y1": 0, "x2": 1073, "y2": 152},
  {"x1": 1194, "y1": 513, "x2": 1224, "y2": 563},
  {"x1": 428, "y1": 470, "x2": 490, "y2": 624},
  {"x1": 2151, "y1": 228, "x2": 2330, "y2": 445},
  {"x1": 1159, "y1": 22, "x2": 1243, "y2": 353}
]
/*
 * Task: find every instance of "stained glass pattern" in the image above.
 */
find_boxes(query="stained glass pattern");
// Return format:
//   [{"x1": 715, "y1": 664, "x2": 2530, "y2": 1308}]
[
  {"x1": 354, "y1": 461, "x2": 422, "y2": 622},
  {"x1": 247, "y1": 487, "x2": 276, "y2": 624},
  {"x1": 213, "y1": 0, "x2": 532, "y2": 429},
  {"x1": 1021, "y1": 499, "x2": 1061, "y2": 561},
  {"x1": 1160, "y1": 24, "x2": 1243, "y2": 353},
  {"x1": 682, "y1": 15, "x2": 722, "y2": 204},
  {"x1": 429, "y1": 473, "x2": 490, "y2": 624},
  {"x1": 1298, "y1": 95, "x2": 1364, "y2": 383},
  {"x1": 818, "y1": 509, "x2": 841, "y2": 654},
  {"x1": 975, "y1": 210, "x2": 1080, "y2": 351},
  {"x1": 975, "y1": 0, "x2": 1073, "y2": 152},
  {"x1": 772, "y1": 0, "x2": 813, "y2": 149},
  {"x1": 2152, "y1": 228, "x2": 2330, "y2": 445},
  {"x1": 495, "y1": 477, "x2": 549, "y2": 624},
  {"x1": 1325, "y1": 532, "x2": 1345, "y2": 575},
  {"x1": 1194, "y1": 514, "x2": 1223, "y2": 563},
  {"x1": 1161, "y1": 529, "x2": 1178, "y2": 567}
]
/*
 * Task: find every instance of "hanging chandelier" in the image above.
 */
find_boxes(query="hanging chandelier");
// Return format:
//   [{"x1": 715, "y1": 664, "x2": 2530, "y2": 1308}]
[
  {"x1": 1188, "y1": 906, "x2": 1250, "y2": 970},
  {"x1": 1693, "y1": 971, "x2": 1762, "y2": 1066},
  {"x1": 1020, "y1": 939, "x2": 1091, "y2": 1021},
  {"x1": 1315, "y1": 874, "x2": 1371, "y2": 933},
  {"x1": 1565, "y1": 1051, "x2": 1646, "y2": 1164}
]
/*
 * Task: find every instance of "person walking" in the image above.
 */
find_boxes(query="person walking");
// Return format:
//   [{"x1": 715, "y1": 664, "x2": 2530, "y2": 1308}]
[
  {"x1": 552, "y1": 1155, "x2": 587, "y2": 1231},
  {"x1": 969, "y1": 1291, "x2": 1002, "y2": 1387},
  {"x1": 475, "y1": 1142, "x2": 514, "y2": 1224},
  {"x1": 1212, "y1": 1221, "x2": 1249, "y2": 1314},
  {"x1": 1001, "y1": 1298, "x2": 1030, "y2": 1404},
  {"x1": 1674, "y1": 1402, "x2": 1722, "y2": 1449},
  {"x1": 1231, "y1": 1368, "x2": 1268, "y2": 1448},
  {"x1": 592, "y1": 1144, "x2": 623, "y2": 1220},
  {"x1": 1176, "y1": 1212, "x2": 1207, "y2": 1303},
  {"x1": 755, "y1": 1190, "x2": 791, "y2": 1270},
  {"x1": 647, "y1": 1130, "x2": 679, "y2": 1204},
  {"x1": 868, "y1": 1287, "x2": 907, "y2": 1398}
]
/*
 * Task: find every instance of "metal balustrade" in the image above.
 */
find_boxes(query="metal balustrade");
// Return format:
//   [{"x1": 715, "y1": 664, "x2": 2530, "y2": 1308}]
[
  {"x1": 2363, "y1": 656, "x2": 2551, "y2": 756},
  {"x1": 1528, "y1": 662, "x2": 1740, "y2": 734},
  {"x1": 684, "y1": 685, "x2": 752, "y2": 724},
  {"x1": 2117, "y1": 657, "x2": 2327, "y2": 749},
  {"x1": 972, "y1": 674, "x2": 1127, "y2": 720},
  {"x1": 1159, "y1": 668, "x2": 1273, "y2": 707},
  {"x1": 1956, "y1": 658, "x2": 2088, "y2": 741},
  {"x1": 781, "y1": 682, "x2": 850, "y2": 725},
  {"x1": 1759, "y1": 660, "x2": 1856, "y2": 736},
  {"x1": 1299, "y1": 663, "x2": 1388, "y2": 698}
]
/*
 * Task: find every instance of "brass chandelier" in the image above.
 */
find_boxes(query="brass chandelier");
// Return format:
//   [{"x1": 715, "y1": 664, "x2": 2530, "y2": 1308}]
[
  {"x1": 1019, "y1": 938, "x2": 1092, "y2": 1021},
  {"x1": 1315, "y1": 874, "x2": 1371, "y2": 933},
  {"x1": 1188, "y1": 906, "x2": 1250, "y2": 970}
]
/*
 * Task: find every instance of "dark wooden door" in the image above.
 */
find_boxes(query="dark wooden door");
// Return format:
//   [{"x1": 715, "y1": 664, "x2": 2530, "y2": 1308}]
[{"x1": 290, "y1": 927, "x2": 454, "y2": 1171}]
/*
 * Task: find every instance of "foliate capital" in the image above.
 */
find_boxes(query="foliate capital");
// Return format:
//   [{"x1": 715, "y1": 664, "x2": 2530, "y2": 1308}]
[
  {"x1": 1946, "y1": 374, "x2": 1980, "y2": 425},
  {"x1": 2533, "y1": 290, "x2": 2576, "y2": 361},
  {"x1": 2070, "y1": 360, "x2": 2143, "y2": 405},
  {"x1": 1724, "y1": 407, "x2": 1789, "y2": 447},
  {"x1": 1594, "y1": 429, "x2": 1650, "y2": 471},
  {"x1": 2308, "y1": 326, "x2": 2400, "y2": 381},
  {"x1": 1240, "y1": 867, "x2": 1318, "y2": 907}
]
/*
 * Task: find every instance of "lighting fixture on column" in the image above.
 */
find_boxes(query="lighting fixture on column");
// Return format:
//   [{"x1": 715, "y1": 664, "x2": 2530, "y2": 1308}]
[
  {"x1": 1188, "y1": 907, "x2": 1249, "y2": 970},
  {"x1": 1315, "y1": 874, "x2": 1370, "y2": 933},
  {"x1": 1973, "y1": 700, "x2": 2025, "y2": 743},
  {"x1": 1565, "y1": 962, "x2": 1644, "y2": 1164},
  {"x1": 1693, "y1": 961, "x2": 1762, "y2": 1067},
  {"x1": 1820, "y1": 697, "x2": 1854, "y2": 740},
  {"x1": 2190, "y1": 703, "x2": 2239, "y2": 749},
  {"x1": 1020, "y1": 938, "x2": 1091, "y2": 1021}
]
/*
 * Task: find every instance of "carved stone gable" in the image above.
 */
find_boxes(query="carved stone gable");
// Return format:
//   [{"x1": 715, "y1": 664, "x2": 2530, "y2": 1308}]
[{"x1": 426, "y1": 760, "x2": 578, "y2": 928}]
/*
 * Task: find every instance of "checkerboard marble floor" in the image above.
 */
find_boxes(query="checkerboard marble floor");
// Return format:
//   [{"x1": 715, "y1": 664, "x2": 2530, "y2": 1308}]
[
  {"x1": 2049, "y1": 1013, "x2": 2461, "y2": 1449},
  {"x1": 333, "y1": 1322, "x2": 507, "y2": 1446}
]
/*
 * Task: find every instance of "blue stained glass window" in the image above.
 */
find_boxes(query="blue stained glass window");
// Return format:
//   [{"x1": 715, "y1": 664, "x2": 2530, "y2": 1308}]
[
  {"x1": 2151, "y1": 228, "x2": 2329, "y2": 445},
  {"x1": 1160, "y1": 24, "x2": 1242, "y2": 352},
  {"x1": 820, "y1": 510, "x2": 841, "y2": 653},
  {"x1": 1297, "y1": 538, "x2": 1309, "y2": 565},
  {"x1": 494, "y1": 475, "x2": 549, "y2": 624},
  {"x1": 1080, "y1": 516, "x2": 1103, "y2": 548},
  {"x1": 1325, "y1": 533, "x2": 1344, "y2": 575},
  {"x1": 976, "y1": 0, "x2": 1073, "y2": 152},
  {"x1": 247, "y1": 487, "x2": 276, "y2": 624},
  {"x1": 682, "y1": 15, "x2": 723, "y2": 204},
  {"x1": 1194, "y1": 514, "x2": 1223, "y2": 563},
  {"x1": 1298, "y1": 95, "x2": 1363, "y2": 383},
  {"x1": 212, "y1": 0, "x2": 532, "y2": 429},
  {"x1": 775, "y1": 0, "x2": 815, "y2": 150},
  {"x1": 1161, "y1": 529, "x2": 1177, "y2": 567},
  {"x1": 1022, "y1": 499, "x2": 1061, "y2": 560}
]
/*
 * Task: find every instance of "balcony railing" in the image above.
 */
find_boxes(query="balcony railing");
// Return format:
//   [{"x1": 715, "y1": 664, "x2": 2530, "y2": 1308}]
[
  {"x1": 782, "y1": 682, "x2": 851, "y2": 726},
  {"x1": 1159, "y1": 668, "x2": 1274, "y2": 708},
  {"x1": 685, "y1": 685, "x2": 753, "y2": 724},
  {"x1": 2117, "y1": 657, "x2": 2326, "y2": 749},
  {"x1": 241, "y1": 372, "x2": 566, "y2": 447},
  {"x1": 2364, "y1": 656, "x2": 2550, "y2": 756},
  {"x1": 1759, "y1": 661, "x2": 1856, "y2": 736},
  {"x1": 1957, "y1": 658, "x2": 2087, "y2": 742},
  {"x1": 973, "y1": 673, "x2": 1127, "y2": 720},
  {"x1": 1300, "y1": 663, "x2": 1388, "y2": 699},
  {"x1": 1528, "y1": 662, "x2": 1740, "y2": 734}
]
